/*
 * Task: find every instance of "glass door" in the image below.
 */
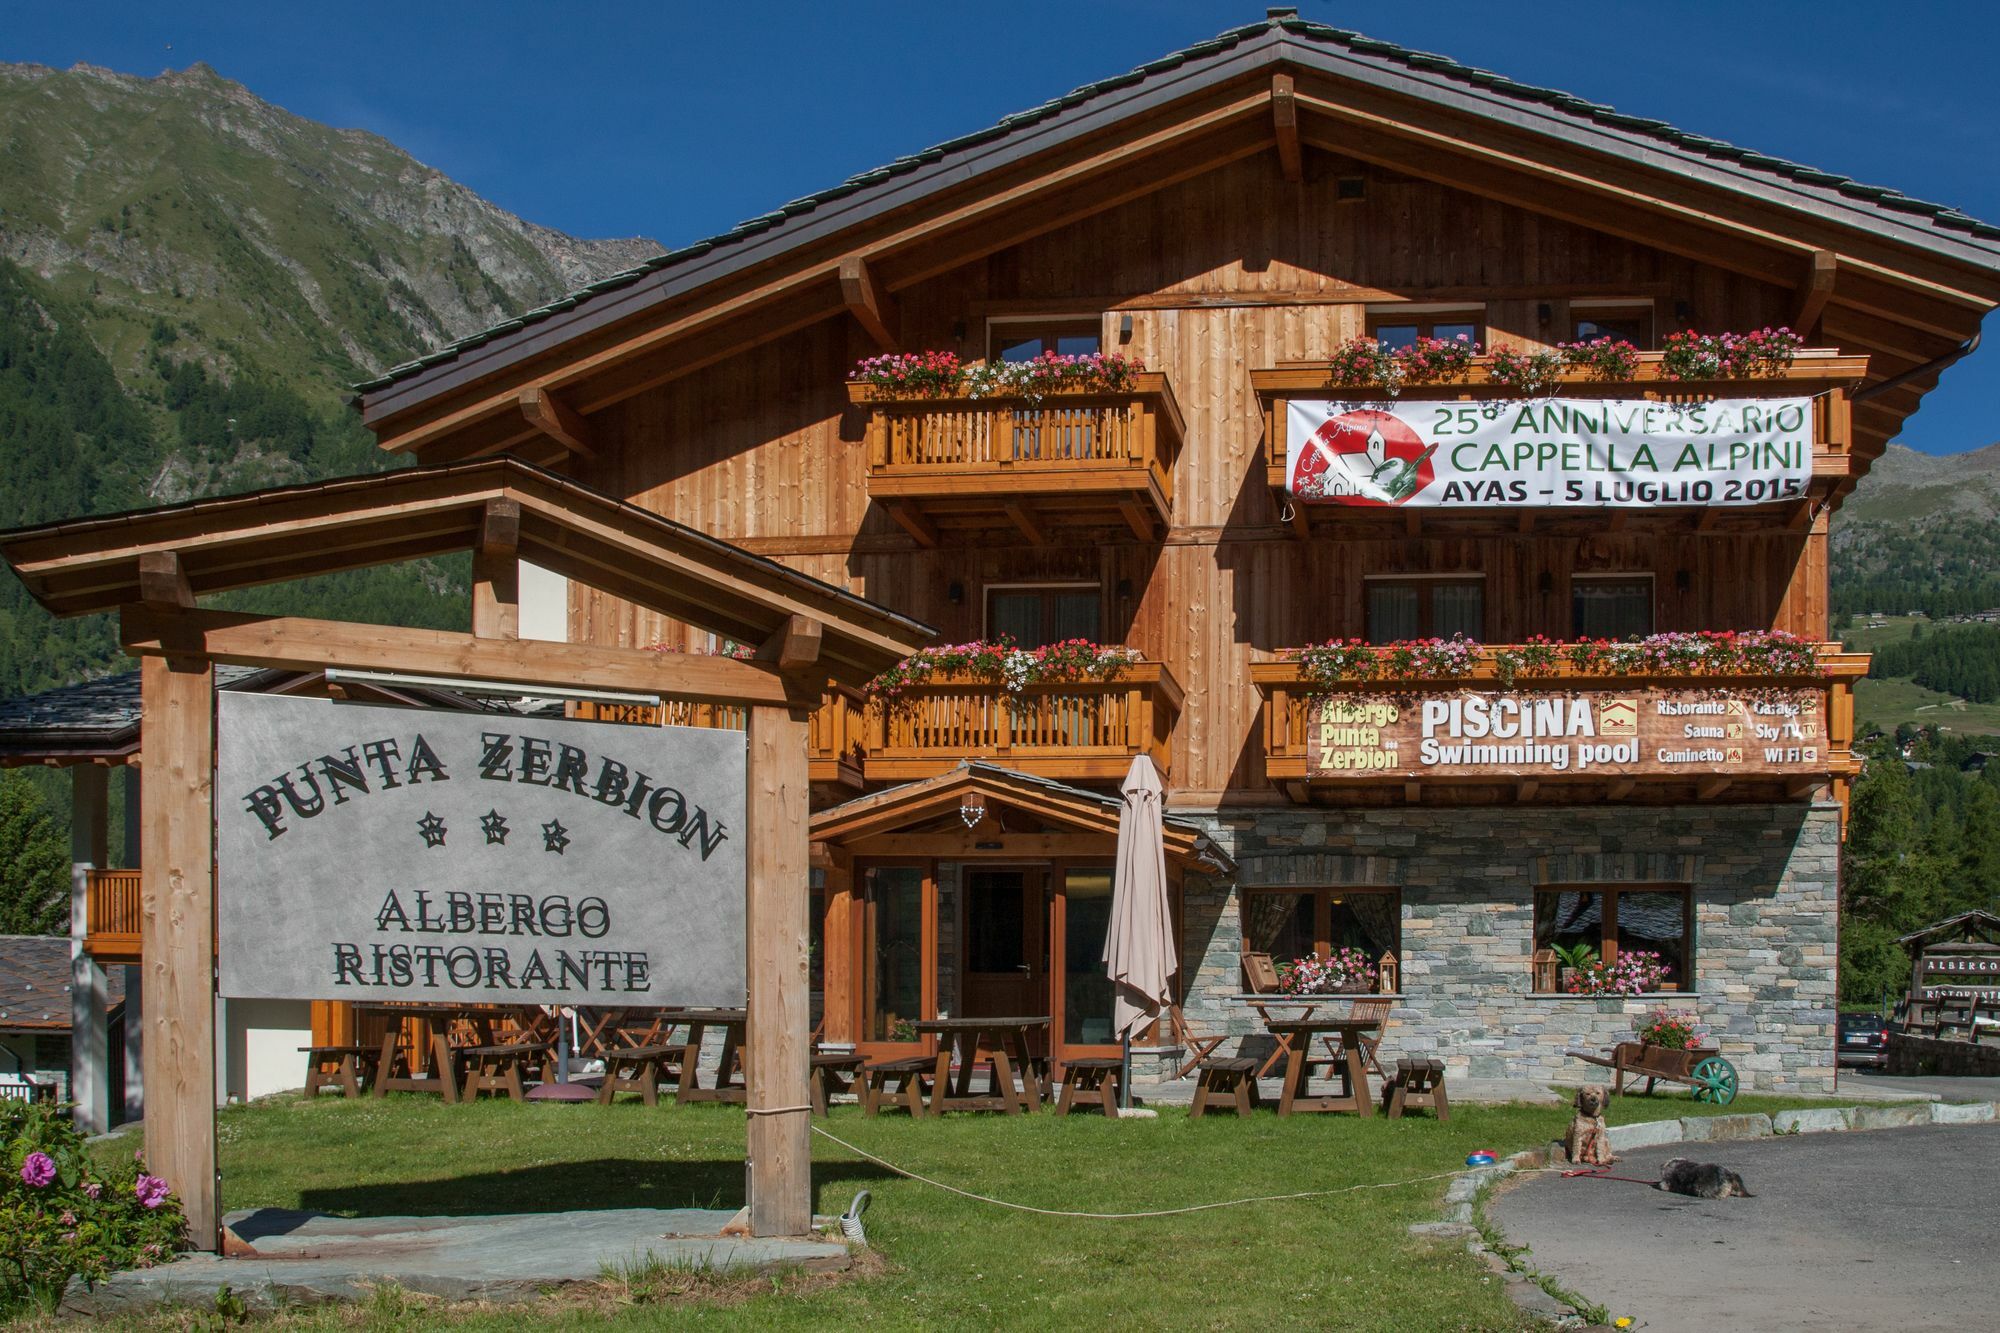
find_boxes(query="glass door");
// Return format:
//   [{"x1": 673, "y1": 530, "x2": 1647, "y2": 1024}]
[
  {"x1": 1052, "y1": 866, "x2": 1120, "y2": 1062},
  {"x1": 859, "y1": 864, "x2": 932, "y2": 1055}
]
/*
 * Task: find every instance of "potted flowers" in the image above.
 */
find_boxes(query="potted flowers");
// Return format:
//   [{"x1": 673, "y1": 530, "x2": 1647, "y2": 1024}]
[
  {"x1": 1635, "y1": 1008, "x2": 1706, "y2": 1050},
  {"x1": 1565, "y1": 950, "x2": 1671, "y2": 996},
  {"x1": 1277, "y1": 948, "x2": 1379, "y2": 995}
]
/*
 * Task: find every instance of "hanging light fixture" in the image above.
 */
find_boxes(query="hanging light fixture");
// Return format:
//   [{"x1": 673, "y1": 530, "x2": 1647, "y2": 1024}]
[{"x1": 959, "y1": 792, "x2": 988, "y2": 829}]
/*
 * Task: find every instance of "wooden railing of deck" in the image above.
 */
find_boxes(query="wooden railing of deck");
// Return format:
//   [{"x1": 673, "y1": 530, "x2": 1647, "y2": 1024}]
[
  {"x1": 1254, "y1": 645, "x2": 1866, "y2": 808},
  {"x1": 863, "y1": 663, "x2": 1182, "y2": 782},
  {"x1": 570, "y1": 687, "x2": 868, "y2": 789},
  {"x1": 83, "y1": 868, "x2": 143, "y2": 965}
]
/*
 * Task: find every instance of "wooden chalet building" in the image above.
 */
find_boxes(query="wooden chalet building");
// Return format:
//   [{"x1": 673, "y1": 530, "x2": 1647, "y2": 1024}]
[{"x1": 91, "y1": 13, "x2": 2000, "y2": 1092}]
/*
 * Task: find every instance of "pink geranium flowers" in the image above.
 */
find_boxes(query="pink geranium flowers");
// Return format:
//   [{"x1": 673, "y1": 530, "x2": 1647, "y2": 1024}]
[
  {"x1": 19, "y1": 1151, "x2": 56, "y2": 1188},
  {"x1": 134, "y1": 1174, "x2": 172, "y2": 1210}
]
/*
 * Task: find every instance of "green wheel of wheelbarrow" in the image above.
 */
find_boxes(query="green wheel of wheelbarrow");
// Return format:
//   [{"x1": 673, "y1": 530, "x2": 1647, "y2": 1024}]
[{"x1": 1690, "y1": 1056, "x2": 1738, "y2": 1106}]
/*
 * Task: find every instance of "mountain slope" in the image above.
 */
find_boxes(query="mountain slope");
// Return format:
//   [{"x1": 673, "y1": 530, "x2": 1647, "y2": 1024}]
[
  {"x1": 1833, "y1": 443, "x2": 2000, "y2": 619},
  {"x1": 0, "y1": 61, "x2": 657, "y2": 416}
]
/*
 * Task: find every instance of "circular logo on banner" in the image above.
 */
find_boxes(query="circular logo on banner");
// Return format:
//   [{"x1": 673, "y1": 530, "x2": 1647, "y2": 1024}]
[{"x1": 1291, "y1": 409, "x2": 1436, "y2": 506}]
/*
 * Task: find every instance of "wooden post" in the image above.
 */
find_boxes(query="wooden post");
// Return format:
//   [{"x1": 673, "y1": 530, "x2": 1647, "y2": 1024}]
[
  {"x1": 472, "y1": 498, "x2": 521, "y2": 640},
  {"x1": 745, "y1": 700, "x2": 813, "y2": 1237},
  {"x1": 69, "y1": 764, "x2": 110, "y2": 1134},
  {"x1": 139, "y1": 653, "x2": 218, "y2": 1251},
  {"x1": 822, "y1": 853, "x2": 855, "y2": 1044}
]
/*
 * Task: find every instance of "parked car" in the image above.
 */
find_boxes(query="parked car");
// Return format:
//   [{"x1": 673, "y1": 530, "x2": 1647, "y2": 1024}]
[{"x1": 1838, "y1": 1012, "x2": 1890, "y2": 1068}]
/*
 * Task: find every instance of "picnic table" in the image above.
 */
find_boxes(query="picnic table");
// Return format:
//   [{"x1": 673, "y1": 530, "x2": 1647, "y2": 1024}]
[
  {"x1": 913, "y1": 1016, "x2": 1050, "y2": 1115},
  {"x1": 669, "y1": 1008, "x2": 749, "y2": 1105},
  {"x1": 1261, "y1": 1017, "x2": 1381, "y2": 1117},
  {"x1": 355, "y1": 1004, "x2": 550, "y2": 1102}
]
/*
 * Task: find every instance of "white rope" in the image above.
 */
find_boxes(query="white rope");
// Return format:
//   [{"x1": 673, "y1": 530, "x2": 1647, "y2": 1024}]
[
  {"x1": 746, "y1": 1103, "x2": 814, "y2": 1117},
  {"x1": 809, "y1": 1124, "x2": 1475, "y2": 1219}
]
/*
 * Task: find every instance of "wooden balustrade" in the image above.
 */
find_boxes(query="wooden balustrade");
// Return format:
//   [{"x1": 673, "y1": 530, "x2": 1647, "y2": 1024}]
[
  {"x1": 864, "y1": 663, "x2": 1182, "y2": 782},
  {"x1": 1253, "y1": 645, "x2": 1865, "y2": 816},
  {"x1": 570, "y1": 687, "x2": 866, "y2": 792},
  {"x1": 1253, "y1": 353, "x2": 1866, "y2": 538},
  {"x1": 83, "y1": 868, "x2": 144, "y2": 965},
  {"x1": 850, "y1": 372, "x2": 1184, "y2": 544}
]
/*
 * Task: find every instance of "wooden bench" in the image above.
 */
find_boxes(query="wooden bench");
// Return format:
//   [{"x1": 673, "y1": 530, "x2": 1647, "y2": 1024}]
[
  {"x1": 862, "y1": 1056, "x2": 935, "y2": 1117},
  {"x1": 456, "y1": 1042, "x2": 553, "y2": 1102},
  {"x1": 1055, "y1": 1057, "x2": 1122, "y2": 1116},
  {"x1": 1383, "y1": 1057, "x2": 1449, "y2": 1120},
  {"x1": 1188, "y1": 1056, "x2": 1261, "y2": 1119},
  {"x1": 810, "y1": 1052, "x2": 865, "y2": 1116},
  {"x1": 299, "y1": 1043, "x2": 381, "y2": 1099},
  {"x1": 596, "y1": 1044, "x2": 681, "y2": 1106}
]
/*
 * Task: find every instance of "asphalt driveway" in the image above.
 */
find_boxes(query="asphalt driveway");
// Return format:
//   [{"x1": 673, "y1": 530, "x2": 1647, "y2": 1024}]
[{"x1": 1489, "y1": 1122, "x2": 2000, "y2": 1333}]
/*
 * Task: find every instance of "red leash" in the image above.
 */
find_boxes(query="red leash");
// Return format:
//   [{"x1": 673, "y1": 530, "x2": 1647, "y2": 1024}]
[{"x1": 1561, "y1": 1167, "x2": 1659, "y2": 1185}]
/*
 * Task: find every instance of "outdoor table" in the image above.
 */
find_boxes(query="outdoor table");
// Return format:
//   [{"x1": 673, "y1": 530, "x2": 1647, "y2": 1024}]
[
  {"x1": 359, "y1": 1003, "x2": 476, "y2": 1102},
  {"x1": 913, "y1": 1016, "x2": 1050, "y2": 1115},
  {"x1": 1261, "y1": 1018, "x2": 1381, "y2": 1117},
  {"x1": 669, "y1": 1007, "x2": 749, "y2": 1105},
  {"x1": 299, "y1": 1043, "x2": 382, "y2": 1099},
  {"x1": 1228, "y1": 993, "x2": 1328, "y2": 1077}
]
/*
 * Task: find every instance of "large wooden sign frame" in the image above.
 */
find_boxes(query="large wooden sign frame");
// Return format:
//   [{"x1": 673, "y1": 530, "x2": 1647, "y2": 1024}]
[{"x1": 1, "y1": 462, "x2": 932, "y2": 1250}]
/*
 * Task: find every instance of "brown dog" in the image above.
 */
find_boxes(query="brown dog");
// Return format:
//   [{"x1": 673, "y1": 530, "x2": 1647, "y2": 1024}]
[{"x1": 1564, "y1": 1086, "x2": 1616, "y2": 1166}]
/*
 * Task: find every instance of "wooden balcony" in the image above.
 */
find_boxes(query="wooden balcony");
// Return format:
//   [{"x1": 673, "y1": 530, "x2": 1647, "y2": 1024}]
[
  {"x1": 570, "y1": 687, "x2": 868, "y2": 794},
  {"x1": 1254, "y1": 646, "x2": 1865, "y2": 811},
  {"x1": 864, "y1": 663, "x2": 1182, "y2": 783},
  {"x1": 83, "y1": 868, "x2": 142, "y2": 965},
  {"x1": 850, "y1": 373, "x2": 1184, "y2": 545},
  {"x1": 1253, "y1": 352, "x2": 1866, "y2": 539}
]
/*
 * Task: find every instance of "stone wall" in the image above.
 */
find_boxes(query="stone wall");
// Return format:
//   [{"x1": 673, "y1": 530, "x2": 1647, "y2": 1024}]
[{"x1": 1168, "y1": 801, "x2": 1841, "y2": 1093}]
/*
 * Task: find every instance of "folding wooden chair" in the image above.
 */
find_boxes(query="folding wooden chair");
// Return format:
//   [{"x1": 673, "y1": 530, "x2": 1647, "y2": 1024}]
[
  {"x1": 1167, "y1": 1002, "x2": 1225, "y2": 1079},
  {"x1": 1241, "y1": 951, "x2": 1318, "y2": 1078},
  {"x1": 1322, "y1": 996, "x2": 1393, "y2": 1076}
]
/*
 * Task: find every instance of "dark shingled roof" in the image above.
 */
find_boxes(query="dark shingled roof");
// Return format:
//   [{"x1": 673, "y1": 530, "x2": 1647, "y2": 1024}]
[
  {"x1": 0, "y1": 935, "x2": 123, "y2": 1032},
  {"x1": 353, "y1": 12, "x2": 2000, "y2": 402},
  {"x1": 0, "y1": 665, "x2": 276, "y2": 760}
]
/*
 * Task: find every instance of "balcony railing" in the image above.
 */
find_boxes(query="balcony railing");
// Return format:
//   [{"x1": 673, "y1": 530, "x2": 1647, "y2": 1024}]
[
  {"x1": 1252, "y1": 352, "x2": 1865, "y2": 538},
  {"x1": 864, "y1": 663, "x2": 1182, "y2": 783},
  {"x1": 83, "y1": 868, "x2": 143, "y2": 965},
  {"x1": 850, "y1": 372, "x2": 1185, "y2": 544},
  {"x1": 1253, "y1": 645, "x2": 1865, "y2": 810},
  {"x1": 570, "y1": 687, "x2": 867, "y2": 792}
]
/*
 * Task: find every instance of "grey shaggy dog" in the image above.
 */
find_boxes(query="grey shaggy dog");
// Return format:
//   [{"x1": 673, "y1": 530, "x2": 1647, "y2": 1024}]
[{"x1": 1656, "y1": 1157, "x2": 1755, "y2": 1199}]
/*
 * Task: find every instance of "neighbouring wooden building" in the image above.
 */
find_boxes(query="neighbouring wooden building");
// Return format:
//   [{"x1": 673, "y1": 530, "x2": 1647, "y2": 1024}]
[{"x1": 66, "y1": 12, "x2": 2000, "y2": 1091}]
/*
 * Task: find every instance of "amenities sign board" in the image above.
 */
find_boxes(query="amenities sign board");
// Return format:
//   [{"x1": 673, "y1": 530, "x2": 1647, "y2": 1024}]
[
  {"x1": 1306, "y1": 687, "x2": 1824, "y2": 780},
  {"x1": 217, "y1": 693, "x2": 746, "y2": 1006},
  {"x1": 1285, "y1": 397, "x2": 1814, "y2": 508}
]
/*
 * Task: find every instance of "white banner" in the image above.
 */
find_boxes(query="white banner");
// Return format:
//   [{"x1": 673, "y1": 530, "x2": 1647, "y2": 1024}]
[{"x1": 1285, "y1": 397, "x2": 1814, "y2": 508}]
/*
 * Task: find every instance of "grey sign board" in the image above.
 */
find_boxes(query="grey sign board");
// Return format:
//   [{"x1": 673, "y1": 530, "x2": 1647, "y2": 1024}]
[{"x1": 217, "y1": 693, "x2": 747, "y2": 1007}]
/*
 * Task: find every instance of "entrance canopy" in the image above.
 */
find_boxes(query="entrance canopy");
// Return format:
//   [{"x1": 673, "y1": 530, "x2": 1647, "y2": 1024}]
[{"x1": 0, "y1": 457, "x2": 930, "y2": 685}]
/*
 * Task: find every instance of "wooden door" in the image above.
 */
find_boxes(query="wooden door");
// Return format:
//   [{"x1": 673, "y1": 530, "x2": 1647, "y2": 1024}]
[{"x1": 960, "y1": 868, "x2": 1045, "y2": 1022}]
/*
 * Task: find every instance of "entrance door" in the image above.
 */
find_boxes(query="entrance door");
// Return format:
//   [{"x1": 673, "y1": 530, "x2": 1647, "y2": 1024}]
[
  {"x1": 960, "y1": 868, "x2": 1044, "y2": 1022},
  {"x1": 1052, "y1": 866, "x2": 1120, "y2": 1061}
]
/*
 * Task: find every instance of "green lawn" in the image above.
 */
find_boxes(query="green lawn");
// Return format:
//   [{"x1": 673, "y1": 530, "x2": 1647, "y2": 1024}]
[{"x1": 65, "y1": 1088, "x2": 1870, "y2": 1330}]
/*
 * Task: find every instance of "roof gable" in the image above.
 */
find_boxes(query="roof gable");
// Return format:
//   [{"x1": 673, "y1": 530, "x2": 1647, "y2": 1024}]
[{"x1": 355, "y1": 12, "x2": 2000, "y2": 443}]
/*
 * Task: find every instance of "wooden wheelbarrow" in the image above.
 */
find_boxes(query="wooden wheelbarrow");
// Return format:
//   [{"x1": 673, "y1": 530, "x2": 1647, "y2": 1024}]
[{"x1": 1565, "y1": 1041, "x2": 1738, "y2": 1105}]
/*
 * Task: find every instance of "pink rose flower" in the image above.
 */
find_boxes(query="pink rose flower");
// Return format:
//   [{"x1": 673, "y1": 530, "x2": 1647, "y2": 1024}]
[
  {"x1": 135, "y1": 1173, "x2": 172, "y2": 1209},
  {"x1": 20, "y1": 1152, "x2": 55, "y2": 1188}
]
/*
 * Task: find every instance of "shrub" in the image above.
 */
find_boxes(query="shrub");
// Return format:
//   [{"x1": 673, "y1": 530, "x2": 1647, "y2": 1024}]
[{"x1": 1, "y1": 1101, "x2": 185, "y2": 1312}]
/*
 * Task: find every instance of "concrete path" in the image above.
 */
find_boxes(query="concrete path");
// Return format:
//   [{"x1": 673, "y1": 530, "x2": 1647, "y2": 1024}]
[
  {"x1": 66, "y1": 1207, "x2": 849, "y2": 1313},
  {"x1": 1839, "y1": 1068, "x2": 2000, "y2": 1101},
  {"x1": 1490, "y1": 1122, "x2": 2000, "y2": 1333}
]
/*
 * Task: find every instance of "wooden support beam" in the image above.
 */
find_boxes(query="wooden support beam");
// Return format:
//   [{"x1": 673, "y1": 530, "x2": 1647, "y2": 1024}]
[
  {"x1": 1516, "y1": 779, "x2": 1539, "y2": 802},
  {"x1": 1003, "y1": 502, "x2": 1047, "y2": 547},
  {"x1": 1607, "y1": 778, "x2": 1636, "y2": 800},
  {"x1": 1117, "y1": 499, "x2": 1159, "y2": 543},
  {"x1": 886, "y1": 502, "x2": 939, "y2": 549},
  {"x1": 1271, "y1": 74, "x2": 1303, "y2": 183},
  {"x1": 1697, "y1": 777, "x2": 1733, "y2": 800},
  {"x1": 1793, "y1": 250, "x2": 1838, "y2": 337},
  {"x1": 119, "y1": 606, "x2": 805, "y2": 706},
  {"x1": 1787, "y1": 776, "x2": 1824, "y2": 800},
  {"x1": 838, "y1": 255, "x2": 900, "y2": 351},
  {"x1": 472, "y1": 498, "x2": 521, "y2": 640},
  {"x1": 1403, "y1": 781, "x2": 1421, "y2": 804},
  {"x1": 140, "y1": 653, "x2": 218, "y2": 1251},
  {"x1": 745, "y1": 702, "x2": 812, "y2": 1237},
  {"x1": 138, "y1": 551, "x2": 195, "y2": 609},
  {"x1": 517, "y1": 386, "x2": 597, "y2": 458},
  {"x1": 759, "y1": 614, "x2": 824, "y2": 670},
  {"x1": 1404, "y1": 511, "x2": 1422, "y2": 539},
  {"x1": 1516, "y1": 511, "x2": 1536, "y2": 536}
]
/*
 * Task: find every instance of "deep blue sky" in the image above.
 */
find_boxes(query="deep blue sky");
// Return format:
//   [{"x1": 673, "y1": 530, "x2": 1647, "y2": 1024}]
[{"x1": 8, "y1": 1, "x2": 1998, "y2": 453}]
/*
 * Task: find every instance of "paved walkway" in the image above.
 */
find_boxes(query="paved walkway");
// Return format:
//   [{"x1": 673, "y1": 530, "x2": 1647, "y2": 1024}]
[
  {"x1": 1839, "y1": 1068, "x2": 2000, "y2": 1101},
  {"x1": 1491, "y1": 1122, "x2": 2000, "y2": 1333},
  {"x1": 66, "y1": 1207, "x2": 849, "y2": 1313}
]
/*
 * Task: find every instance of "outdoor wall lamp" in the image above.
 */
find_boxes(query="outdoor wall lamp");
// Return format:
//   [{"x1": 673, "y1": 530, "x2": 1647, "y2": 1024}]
[
  {"x1": 1115, "y1": 578, "x2": 1133, "y2": 600},
  {"x1": 947, "y1": 581, "x2": 965, "y2": 604},
  {"x1": 1536, "y1": 302, "x2": 1553, "y2": 327},
  {"x1": 1537, "y1": 572, "x2": 1554, "y2": 596},
  {"x1": 1676, "y1": 569, "x2": 1693, "y2": 593},
  {"x1": 959, "y1": 794, "x2": 988, "y2": 828},
  {"x1": 1118, "y1": 313, "x2": 1135, "y2": 341}
]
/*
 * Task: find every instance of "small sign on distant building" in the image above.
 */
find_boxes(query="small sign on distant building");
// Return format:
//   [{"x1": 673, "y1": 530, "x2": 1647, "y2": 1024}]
[{"x1": 216, "y1": 694, "x2": 746, "y2": 1007}]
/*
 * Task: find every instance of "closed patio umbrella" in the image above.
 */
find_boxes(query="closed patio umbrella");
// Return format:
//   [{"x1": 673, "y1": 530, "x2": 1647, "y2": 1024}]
[{"x1": 1105, "y1": 754, "x2": 1176, "y2": 1107}]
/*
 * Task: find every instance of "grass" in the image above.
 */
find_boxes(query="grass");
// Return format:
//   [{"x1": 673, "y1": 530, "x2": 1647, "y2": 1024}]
[
  {"x1": 57, "y1": 1087, "x2": 1870, "y2": 1332},
  {"x1": 1833, "y1": 618, "x2": 2000, "y2": 735}
]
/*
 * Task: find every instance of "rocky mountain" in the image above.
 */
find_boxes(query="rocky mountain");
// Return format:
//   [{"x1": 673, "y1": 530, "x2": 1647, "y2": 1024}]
[
  {"x1": 0, "y1": 61, "x2": 657, "y2": 417},
  {"x1": 1832, "y1": 443, "x2": 2000, "y2": 618}
]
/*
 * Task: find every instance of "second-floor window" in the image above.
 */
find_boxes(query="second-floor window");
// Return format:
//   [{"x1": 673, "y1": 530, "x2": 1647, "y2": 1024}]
[
  {"x1": 1367, "y1": 310, "x2": 1482, "y2": 350},
  {"x1": 1571, "y1": 575, "x2": 1654, "y2": 640},
  {"x1": 987, "y1": 583, "x2": 1102, "y2": 648},
  {"x1": 1366, "y1": 577, "x2": 1483, "y2": 643},
  {"x1": 989, "y1": 319, "x2": 1101, "y2": 363},
  {"x1": 1571, "y1": 303, "x2": 1654, "y2": 347}
]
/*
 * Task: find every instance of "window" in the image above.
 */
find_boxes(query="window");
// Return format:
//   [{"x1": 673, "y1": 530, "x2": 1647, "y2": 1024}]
[
  {"x1": 1571, "y1": 575, "x2": 1654, "y2": 640},
  {"x1": 863, "y1": 865, "x2": 928, "y2": 1043},
  {"x1": 1240, "y1": 887, "x2": 1401, "y2": 973},
  {"x1": 1534, "y1": 886, "x2": 1692, "y2": 991},
  {"x1": 1367, "y1": 310, "x2": 1483, "y2": 351},
  {"x1": 987, "y1": 584, "x2": 1103, "y2": 648},
  {"x1": 988, "y1": 319, "x2": 1101, "y2": 363},
  {"x1": 1366, "y1": 578, "x2": 1484, "y2": 643},
  {"x1": 1571, "y1": 304, "x2": 1654, "y2": 348}
]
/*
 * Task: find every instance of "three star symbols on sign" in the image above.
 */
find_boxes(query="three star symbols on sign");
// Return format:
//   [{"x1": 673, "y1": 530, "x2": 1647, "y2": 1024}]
[{"x1": 414, "y1": 809, "x2": 574, "y2": 854}]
